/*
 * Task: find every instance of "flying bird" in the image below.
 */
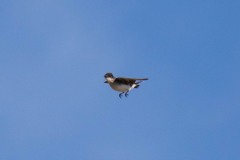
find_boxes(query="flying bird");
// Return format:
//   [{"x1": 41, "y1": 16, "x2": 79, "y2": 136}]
[{"x1": 104, "y1": 73, "x2": 148, "y2": 98}]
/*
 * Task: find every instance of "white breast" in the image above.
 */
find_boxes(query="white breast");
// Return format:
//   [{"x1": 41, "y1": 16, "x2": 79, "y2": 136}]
[{"x1": 109, "y1": 83, "x2": 131, "y2": 92}]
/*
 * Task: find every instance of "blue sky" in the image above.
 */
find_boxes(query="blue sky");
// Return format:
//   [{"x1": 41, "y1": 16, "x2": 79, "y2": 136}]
[{"x1": 1, "y1": 0, "x2": 240, "y2": 160}]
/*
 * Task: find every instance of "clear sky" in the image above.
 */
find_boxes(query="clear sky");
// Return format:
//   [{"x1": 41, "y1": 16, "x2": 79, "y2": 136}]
[{"x1": 1, "y1": 0, "x2": 240, "y2": 160}]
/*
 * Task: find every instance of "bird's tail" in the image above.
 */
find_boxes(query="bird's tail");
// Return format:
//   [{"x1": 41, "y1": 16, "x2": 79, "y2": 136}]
[
  {"x1": 132, "y1": 79, "x2": 148, "y2": 89},
  {"x1": 134, "y1": 84, "x2": 140, "y2": 88},
  {"x1": 134, "y1": 80, "x2": 144, "y2": 88},
  {"x1": 136, "y1": 80, "x2": 145, "y2": 84}
]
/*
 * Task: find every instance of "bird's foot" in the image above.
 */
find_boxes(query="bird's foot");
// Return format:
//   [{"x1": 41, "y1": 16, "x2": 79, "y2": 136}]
[
  {"x1": 125, "y1": 92, "x2": 129, "y2": 97},
  {"x1": 119, "y1": 92, "x2": 124, "y2": 99}
]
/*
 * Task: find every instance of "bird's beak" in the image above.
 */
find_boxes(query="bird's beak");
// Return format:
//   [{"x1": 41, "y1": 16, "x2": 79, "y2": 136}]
[{"x1": 104, "y1": 81, "x2": 108, "y2": 83}]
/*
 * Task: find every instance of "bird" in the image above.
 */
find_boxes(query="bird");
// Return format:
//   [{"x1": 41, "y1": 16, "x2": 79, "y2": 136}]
[{"x1": 104, "y1": 72, "x2": 148, "y2": 98}]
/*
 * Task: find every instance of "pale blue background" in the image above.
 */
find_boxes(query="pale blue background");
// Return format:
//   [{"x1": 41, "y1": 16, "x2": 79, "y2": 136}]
[{"x1": 1, "y1": 0, "x2": 240, "y2": 160}]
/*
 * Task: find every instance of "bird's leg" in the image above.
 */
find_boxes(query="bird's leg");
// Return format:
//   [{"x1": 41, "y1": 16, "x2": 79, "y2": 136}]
[
  {"x1": 119, "y1": 92, "x2": 124, "y2": 98},
  {"x1": 125, "y1": 91, "x2": 129, "y2": 97}
]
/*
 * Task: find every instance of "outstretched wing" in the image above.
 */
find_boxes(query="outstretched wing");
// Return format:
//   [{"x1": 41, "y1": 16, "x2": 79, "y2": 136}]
[
  {"x1": 119, "y1": 77, "x2": 148, "y2": 81},
  {"x1": 115, "y1": 77, "x2": 148, "y2": 85}
]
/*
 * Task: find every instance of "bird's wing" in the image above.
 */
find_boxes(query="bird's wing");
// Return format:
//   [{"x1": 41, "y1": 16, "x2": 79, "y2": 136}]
[
  {"x1": 115, "y1": 77, "x2": 148, "y2": 85},
  {"x1": 114, "y1": 78, "x2": 136, "y2": 85},
  {"x1": 118, "y1": 77, "x2": 148, "y2": 81}
]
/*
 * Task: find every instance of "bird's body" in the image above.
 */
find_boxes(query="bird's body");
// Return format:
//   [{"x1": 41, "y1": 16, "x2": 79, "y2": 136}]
[
  {"x1": 104, "y1": 73, "x2": 148, "y2": 98},
  {"x1": 109, "y1": 82, "x2": 132, "y2": 92}
]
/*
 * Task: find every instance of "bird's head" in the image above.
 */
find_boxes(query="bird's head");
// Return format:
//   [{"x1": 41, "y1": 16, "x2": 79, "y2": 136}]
[{"x1": 104, "y1": 73, "x2": 114, "y2": 83}]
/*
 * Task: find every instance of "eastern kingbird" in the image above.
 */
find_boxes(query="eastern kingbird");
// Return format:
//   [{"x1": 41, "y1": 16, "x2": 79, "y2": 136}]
[{"x1": 104, "y1": 73, "x2": 148, "y2": 98}]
